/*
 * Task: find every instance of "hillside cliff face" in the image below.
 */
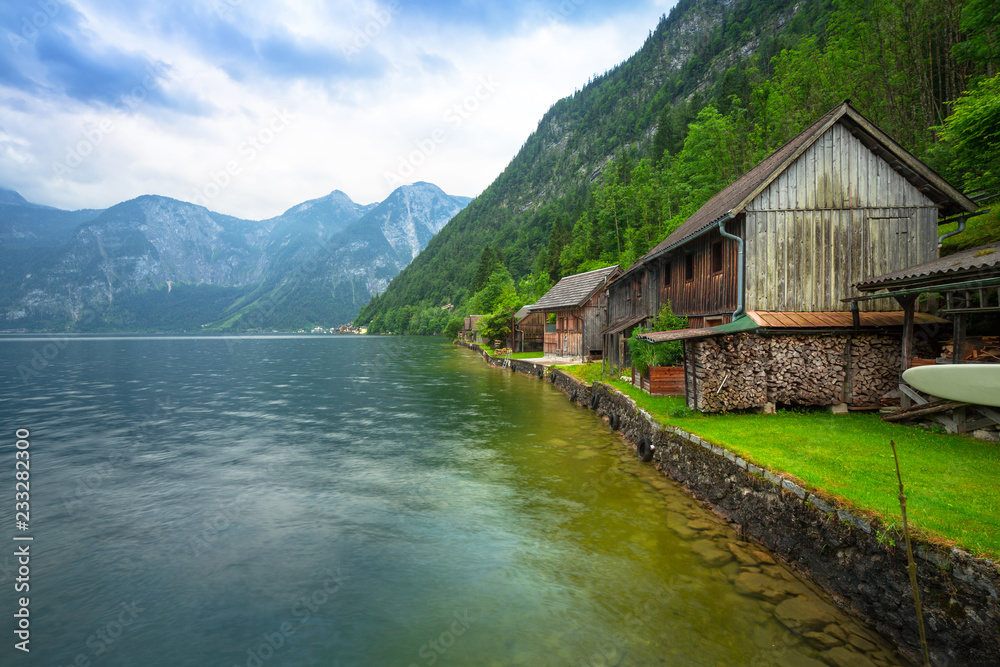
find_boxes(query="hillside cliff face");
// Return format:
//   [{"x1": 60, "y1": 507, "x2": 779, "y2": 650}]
[
  {"x1": 0, "y1": 183, "x2": 469, "y2": 331},
  {"x1": 356, "y1": 0, "x2": 821, "y2": 330}
]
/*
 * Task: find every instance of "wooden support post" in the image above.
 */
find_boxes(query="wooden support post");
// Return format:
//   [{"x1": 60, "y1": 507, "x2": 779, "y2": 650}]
[
  {"x1": 851, "y1": 299, "x2": 861, "y2": 329},
  {"x1": 952, "y1": 312, "x2": 967, "y2": 364},
  {"x1": 955, "y1": 405, "x2": 968, "y2": 435},
  {"x1": 897, "y1": 294, "x2": 916, "y2": 409}
]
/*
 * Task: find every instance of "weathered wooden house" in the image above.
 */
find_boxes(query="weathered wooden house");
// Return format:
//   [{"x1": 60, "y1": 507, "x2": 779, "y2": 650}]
[
  {"x1": 613, "y1": 100, "x2": 979, "y2": 411},
  {"x1": 461, "y1": 315, "x2": 485, "y2": 345},
  {"x1": 514, "y1": 305, "x2": 545, "y2": 352},
  {"x1": 530, "y1": 265, "x2": 621, "y2": 361}
]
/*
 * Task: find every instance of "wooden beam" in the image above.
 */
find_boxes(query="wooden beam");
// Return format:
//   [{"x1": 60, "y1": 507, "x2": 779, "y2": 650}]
[
  {"x1": 899, "y1": 383, "x2": 930, "y2": 406},
  {"x1": 896, "y1": 294, "x2": 916, "y2": 408},
  {"x1": 883, "y1": 400, "x2": 965, "y2": 422},
  {"x1": 952, "y1": 312, "x2": 967, "y2": 364}
]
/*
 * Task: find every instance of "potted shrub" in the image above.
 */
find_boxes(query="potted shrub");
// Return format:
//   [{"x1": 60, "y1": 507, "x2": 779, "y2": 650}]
[{"x1": 627, "y1": 303, "x2": 687, "y2": 395}]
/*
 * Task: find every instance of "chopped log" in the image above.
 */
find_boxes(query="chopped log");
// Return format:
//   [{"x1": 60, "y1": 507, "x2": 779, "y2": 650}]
[{"x1": 882, "y1": 400, "x2": 965, "y2": 423}]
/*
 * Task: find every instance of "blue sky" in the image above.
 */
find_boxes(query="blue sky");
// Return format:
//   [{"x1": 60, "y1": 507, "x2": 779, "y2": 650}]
[{"x1": 0, "y1": 0, "x2": 676, "y2": 218}]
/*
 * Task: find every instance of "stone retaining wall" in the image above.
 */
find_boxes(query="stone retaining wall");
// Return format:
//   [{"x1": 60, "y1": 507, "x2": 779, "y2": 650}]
[{"x1": 461, "y1": 342, "x2": 1000, "y2": 666}]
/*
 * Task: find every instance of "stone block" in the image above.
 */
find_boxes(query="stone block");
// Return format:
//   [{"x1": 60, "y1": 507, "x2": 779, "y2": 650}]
[
  {"x1": 828, "y1": 403, "x2": 849, "y2": 415},
  {"x1": 782, "y1": 478, "x2": 806, "y2": 499},
  {"x1": 807, "y1": 494, "x2": 834, "y2": 515}
]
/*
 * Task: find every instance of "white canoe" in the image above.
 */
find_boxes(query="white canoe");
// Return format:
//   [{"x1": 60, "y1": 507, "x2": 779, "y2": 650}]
[{"x1": 902, "y1": 364, "x2": 1000, "y2": 408}]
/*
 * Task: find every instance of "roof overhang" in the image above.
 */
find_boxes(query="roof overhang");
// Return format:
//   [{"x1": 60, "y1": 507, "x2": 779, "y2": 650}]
[
  {"x1": 637, "y1": 310, "x2": 947, "y2": 343},
  {"x1": 602, "y1": 314, "x2": 647, "y2": 336}
]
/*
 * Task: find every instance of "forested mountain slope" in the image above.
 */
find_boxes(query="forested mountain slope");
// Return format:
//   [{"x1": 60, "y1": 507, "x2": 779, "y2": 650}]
[{"x1": 357, "y1": 0, "x2": 999, "y2": 335}]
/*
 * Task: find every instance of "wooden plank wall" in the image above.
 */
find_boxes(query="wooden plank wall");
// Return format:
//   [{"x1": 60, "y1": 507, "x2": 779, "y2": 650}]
[
  {"x1": 656, "y1": 218, "x2": 743, "y2": 327},
  {"x1": 744, "y1": 123, "x2": 938, "y2": 313},
  {"x1": 606, "y1": 271, "x2": 655, "y2": 328}
]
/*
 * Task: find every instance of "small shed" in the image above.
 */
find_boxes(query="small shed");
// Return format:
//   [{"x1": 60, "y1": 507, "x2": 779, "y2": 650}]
[
  {"x1": 529, "y1": 265, "x2": 621, "y2": 361},
  {"x1": 461, "y1": 315, "x2": 485, "y2": 345},
  {"x1": 640, "y1": 311, "x2": 947, "y2": 412},
  {"x1": 852, "y1": 242, "x2": 1000, "y2": 435},
  {"x1": 514, "y1": 304, "x2": 545, "y2": 352}
]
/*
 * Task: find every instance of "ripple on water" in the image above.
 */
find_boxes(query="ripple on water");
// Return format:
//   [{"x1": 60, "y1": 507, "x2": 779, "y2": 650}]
[{"x1": 0, "y1": 337, "x2": 906, "y2": 666}]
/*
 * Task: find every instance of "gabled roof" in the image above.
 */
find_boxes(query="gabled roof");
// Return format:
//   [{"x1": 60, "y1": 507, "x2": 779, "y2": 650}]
[
  {"x1": 529, "y1": 265, "x2": 621, "y2": 312},
  {"x1": 856, "y1": 242, "x2": 1000, "y2": 290},
  {"x1": 624, "y1": 101, "x2": 978, "y2": 279}
]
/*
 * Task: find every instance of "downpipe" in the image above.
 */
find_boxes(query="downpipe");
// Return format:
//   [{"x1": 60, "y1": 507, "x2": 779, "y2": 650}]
[{"x1": 717, "y1": 215, "x2": 744, "y2": 319}]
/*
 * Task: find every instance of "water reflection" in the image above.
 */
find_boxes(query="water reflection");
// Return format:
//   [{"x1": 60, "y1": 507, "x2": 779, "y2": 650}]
[{"x1": 0, "y1": 336, "x2": 904, "y2": 666}]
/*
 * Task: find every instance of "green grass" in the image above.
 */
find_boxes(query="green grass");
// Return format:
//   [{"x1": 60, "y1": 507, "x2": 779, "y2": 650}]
[
  {"x1": 555, "y1": 363, "x2": 1000, "y2": 560},
  {"x1": 940, "y1": 201, "x2": 1000, "y2": 255},
  {"x1": 478, "y1": 345, "x2": 542, "y2": 360}
]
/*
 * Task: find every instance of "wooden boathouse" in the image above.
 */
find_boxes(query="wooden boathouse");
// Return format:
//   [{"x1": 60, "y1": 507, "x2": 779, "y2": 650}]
[
  {"x1": 529, "y1": 265, "x2": 621, "y2": 362},
  {"x1": 612, "y1": 100, "x2": 980, "y2": 411}
]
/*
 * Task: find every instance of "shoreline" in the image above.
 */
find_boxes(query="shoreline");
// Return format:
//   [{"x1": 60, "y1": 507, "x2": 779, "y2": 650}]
[{"x1": 461, "y1": 341, "x2": 1000, "y2": 666}]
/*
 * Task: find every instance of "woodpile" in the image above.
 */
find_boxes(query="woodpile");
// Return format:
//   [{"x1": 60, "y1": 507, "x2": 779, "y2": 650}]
[
  {"x1": 941, "y1": 336, "x2": 1000, "y2": 362},
  {"x1": 690, "y1": 333, "x2": 900, "y2": 412}
]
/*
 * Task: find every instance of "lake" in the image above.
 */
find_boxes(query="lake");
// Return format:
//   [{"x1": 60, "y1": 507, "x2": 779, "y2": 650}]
[{"x1": 0, "y1": 335, "x2": 903, "y2": 665}]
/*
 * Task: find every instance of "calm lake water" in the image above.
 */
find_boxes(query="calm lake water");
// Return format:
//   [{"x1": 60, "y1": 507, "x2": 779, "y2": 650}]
[{"x1": 0, "y1": 335, "x2": 904, "y2": 666}]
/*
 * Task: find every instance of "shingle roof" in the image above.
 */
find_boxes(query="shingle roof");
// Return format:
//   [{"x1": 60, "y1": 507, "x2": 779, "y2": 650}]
[
  {"x1": 623, "y1": 101, "x2": 978, "y2": 279},
  {"x1": 856, "y1": 242, "x2": 1000, "y2": 290},
  {"x1": 529, "y1": 265, "x2": 621, "y2": 311}
]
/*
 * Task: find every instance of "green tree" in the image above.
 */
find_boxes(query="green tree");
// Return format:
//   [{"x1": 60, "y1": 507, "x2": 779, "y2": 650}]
[{"x1": 933, "y1": 72, "x2": 1000, "y2": 194}]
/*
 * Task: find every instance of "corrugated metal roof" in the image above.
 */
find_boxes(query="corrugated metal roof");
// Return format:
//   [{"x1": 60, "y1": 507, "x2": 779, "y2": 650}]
[
  {"x1": 638, "y1": 310, "x2": 947, "y2": 342},
  {"x1": 529, "y1": 265, "x2": 621, "y2": 311},
  {"x1": 856, "y1": 242, "x2": 1000, "y2": 290},
  {"x1": 622, "y1": 101, "x2": 977, "y2": 278}
]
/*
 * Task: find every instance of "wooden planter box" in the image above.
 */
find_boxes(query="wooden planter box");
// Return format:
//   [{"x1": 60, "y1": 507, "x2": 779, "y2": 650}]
[{"x1": 632, "y1": 366, "x2": 685, "y2": 396}]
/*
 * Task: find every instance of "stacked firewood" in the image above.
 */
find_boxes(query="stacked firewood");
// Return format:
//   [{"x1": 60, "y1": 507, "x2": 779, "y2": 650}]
[
  {"x1": 941, "y1": 337, "x2": 1000, "y2": 362},
  {"x1": 692, "y1": 333, "x2": 900, "y2": 412},
  {"x1": 849, "y1": 336, "x2": 902, "y2": 405}
]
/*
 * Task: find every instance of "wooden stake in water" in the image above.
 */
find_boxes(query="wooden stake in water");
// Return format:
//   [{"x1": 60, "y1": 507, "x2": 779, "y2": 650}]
[{"x1": 890, "y1": 439, "x2": 931, "y2": 667}]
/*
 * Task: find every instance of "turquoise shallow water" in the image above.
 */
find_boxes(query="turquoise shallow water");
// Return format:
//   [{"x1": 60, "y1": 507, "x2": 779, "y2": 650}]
[{"x1": 0, "y1": 335, "x2": 903, "y2": 666}]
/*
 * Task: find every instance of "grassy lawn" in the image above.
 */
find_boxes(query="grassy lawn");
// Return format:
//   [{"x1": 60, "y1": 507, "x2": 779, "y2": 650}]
[
  {"x1": 940, "y1": 200, "x2": 1000, "y2": 254},
  {"x1": 554, "y1": 363, "x2": 1000, "y2": 560},
  {"x1": 476, "y1": 344, "x2": 543, "y2": 360}
]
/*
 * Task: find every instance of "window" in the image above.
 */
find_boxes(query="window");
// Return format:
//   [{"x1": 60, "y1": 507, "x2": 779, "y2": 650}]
[
  {"x1": 705, "y1": 317, "x2": 724, "y2": 328},
  {"x1": 711, "y1": 241, "x2": 723, "y2": 274},
  {"x1": 663, "y1": 262, "x2": 671, "y2": 288},
  {"x1": 685, "y1": 254, "x2": 694, "y2": 282},
  {"x1": 635, "y1": 277, "x2": 642, "y2": 301}
]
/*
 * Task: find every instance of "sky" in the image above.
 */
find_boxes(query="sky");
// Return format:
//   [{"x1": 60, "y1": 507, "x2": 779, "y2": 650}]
[{"x1": 0, "y1": 0, "x2": 677, "y2": 219}]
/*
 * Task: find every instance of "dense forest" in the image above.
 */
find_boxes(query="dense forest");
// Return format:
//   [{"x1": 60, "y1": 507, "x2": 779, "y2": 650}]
[{"x1": 356, "y1": 0, "x2": 1000, "y2": 336}]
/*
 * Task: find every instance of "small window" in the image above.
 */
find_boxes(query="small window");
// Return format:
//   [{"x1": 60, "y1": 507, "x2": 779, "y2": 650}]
[
  {"x1": 685, "y1": 254, "x2": 694, "y2": 282},
  {"x1": 663, "y1": 262, "x2": 671, "y2": 288},
  {"x1": 711, "y1": 241, "x2": 723, "y2": 274},
  {"x1": 635, "y1": 278, "x2": 642, "y2": 301},
  {"x1": 705, "y1": 317, "x2": 724, "y2": 328}
]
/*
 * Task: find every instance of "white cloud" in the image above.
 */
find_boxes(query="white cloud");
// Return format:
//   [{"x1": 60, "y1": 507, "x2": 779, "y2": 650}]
[{"x1": 0, "y1": 0, "x2": 677, "y2": 218}]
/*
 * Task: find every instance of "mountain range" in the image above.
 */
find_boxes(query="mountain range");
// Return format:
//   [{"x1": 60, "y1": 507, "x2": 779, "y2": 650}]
[{"x1": 0, "y1": 183, "x2": 470, "y2": 331}]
